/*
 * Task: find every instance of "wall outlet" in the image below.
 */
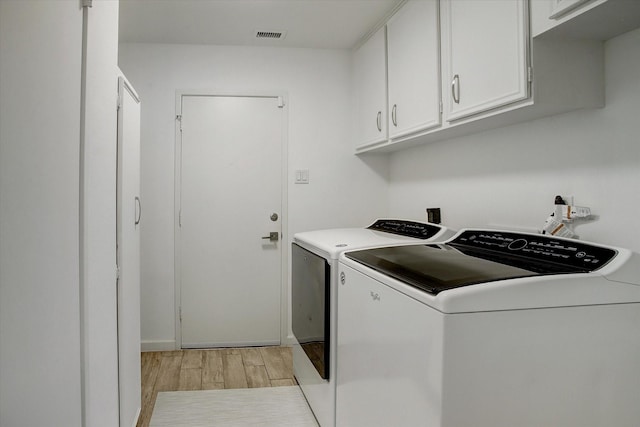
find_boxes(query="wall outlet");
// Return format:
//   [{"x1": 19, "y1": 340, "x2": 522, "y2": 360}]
[{"x1": 426, "y1": 208, "x2": 441, "y2": 224}]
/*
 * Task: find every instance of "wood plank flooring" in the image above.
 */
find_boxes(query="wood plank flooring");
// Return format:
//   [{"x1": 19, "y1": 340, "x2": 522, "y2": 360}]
[{"x1": 137, "y1": 346, "x2": 296, "y2": 427}]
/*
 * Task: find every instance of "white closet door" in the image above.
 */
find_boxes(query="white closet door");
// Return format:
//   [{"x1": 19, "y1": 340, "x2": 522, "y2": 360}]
[
  {"x1": 179, "y1": 95, "x2": 283, "y2": 348},
  {"x1": 116, "y1": 76, "x2": 141, "y2": 427}
]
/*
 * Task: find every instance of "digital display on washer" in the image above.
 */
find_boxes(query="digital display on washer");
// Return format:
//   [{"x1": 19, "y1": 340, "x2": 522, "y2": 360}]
[
  {"x1": 345, "y1": 232, "x2": 616, "y2": 295},
  {"x1": 450, "y1": 230, "x2": 617, "y2": 271}
]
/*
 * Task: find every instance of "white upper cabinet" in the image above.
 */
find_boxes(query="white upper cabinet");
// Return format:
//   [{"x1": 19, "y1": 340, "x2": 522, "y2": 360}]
[
  {"x1": 352, "y1": 0, "x2": 610, "y2": 154},
  {"x1": 441, "y1": 0, "x2": 530, "y2": 122},
  {"x1": 532, "y1": 0, "x2": 640, "y2": 40},
  {"x1": 353, "y1": 26, "x2": 387, "y2": 149},
  {"x1": 387, "y1": 0, "x2": 441, "y2": 140}
]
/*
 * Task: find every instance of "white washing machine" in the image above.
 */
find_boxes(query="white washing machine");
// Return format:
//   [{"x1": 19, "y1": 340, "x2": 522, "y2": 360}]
[
  {"x1": 291, "y1": 219, "x2": 455, "y2": 427},
  {"x1": 337, "y1": 228, "x2": 640, "y2": 427}
]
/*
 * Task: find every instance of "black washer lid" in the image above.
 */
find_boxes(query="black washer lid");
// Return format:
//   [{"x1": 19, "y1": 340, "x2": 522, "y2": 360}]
[{"x1": 346, "y1": 230, "x2": 617, "y2": 295}]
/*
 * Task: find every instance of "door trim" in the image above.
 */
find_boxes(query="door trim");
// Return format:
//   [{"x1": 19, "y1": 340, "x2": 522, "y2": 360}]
[{"x1": 173, "y1": 90, "x2": 289, "y2": 350}]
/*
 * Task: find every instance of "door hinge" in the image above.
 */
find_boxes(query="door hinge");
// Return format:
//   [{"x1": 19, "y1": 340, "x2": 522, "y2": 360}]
[
  {"x1": 439, "y1": 101, "x2": 443, "y2": 114},
  {"x1": 527, "y1": 66, "x2": 533, "y2": 83},
  {"x1": 179, "y1": 209, "x2": 182, "y2": 227},
  {"x1": 82, "y1": 0, "x2": 93, "y2": 8},
  {"x1": 176, "y1": 114, "x2": 183, "y2": 132},
  {"x1": 117, "y1": 94, "x2": 122, "y2": 111},
  {"x1": 179, "y1": 306, "x2": 182, "y2": 322},
  {"x1": 277, "y1": 97, "x2": 285, "y2": 109},
  {"x1": 116, "y1": 264, "x2": 121, "y2": 281}
]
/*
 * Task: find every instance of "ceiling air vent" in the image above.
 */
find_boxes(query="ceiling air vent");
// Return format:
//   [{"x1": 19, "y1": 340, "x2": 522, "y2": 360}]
[{"x1": 255, "y1": 30, "x2": 287, "y2": 40}]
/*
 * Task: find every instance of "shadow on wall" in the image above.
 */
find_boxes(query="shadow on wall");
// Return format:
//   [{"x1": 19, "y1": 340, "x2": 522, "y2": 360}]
[
  {"x1": 356, "y1": 151, "x2": 390, "y2": 182},
  {"x1": 391, "y1": 104, "x2": 637, "y2": 184}
]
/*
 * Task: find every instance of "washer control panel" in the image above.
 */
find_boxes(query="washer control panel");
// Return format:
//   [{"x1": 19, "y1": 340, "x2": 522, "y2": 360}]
[{"x1": 451, "y1": 230, "x2": 617, "y2": 271}]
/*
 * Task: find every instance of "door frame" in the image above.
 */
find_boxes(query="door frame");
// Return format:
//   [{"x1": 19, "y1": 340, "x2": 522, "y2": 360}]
[{"x1": 173, "y1": 90, "x2": 289, "y2": 350}]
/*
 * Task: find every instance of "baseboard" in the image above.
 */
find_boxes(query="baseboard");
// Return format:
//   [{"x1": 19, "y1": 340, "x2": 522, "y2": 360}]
[
  {"x1": 130, "y1": 407, "x2": 141, "y2": 427},
  {"x1": 141, "y1": 340, "x2": 177, "y2": 352},
  {"x1": 182, "y1": 340, "x2": 280, "y2": 349},
  {"x1": 282, "y1": 333, "x2": 296, "y2": 346},
  {"x1": 142, "y1": 338, "x2": 296, "y2": 352}
]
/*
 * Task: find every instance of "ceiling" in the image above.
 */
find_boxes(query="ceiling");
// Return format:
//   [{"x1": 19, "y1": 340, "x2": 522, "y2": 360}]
[{"x1": 119, "y1": 0, "x2": 404, "y2": 49}]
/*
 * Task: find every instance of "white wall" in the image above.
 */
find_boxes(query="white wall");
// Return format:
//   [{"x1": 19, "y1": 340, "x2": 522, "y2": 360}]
[
  {"x1": 388, "y1": 28, "x2": 640, "y2": 252},
  {"x1": 82, "y1": 1, "x2": 121, "y2": 426},
  {"x1": 118, "y1": 43, "x2": 389, "y2": 349},
  {"x1": 0, "y1": 1, "x2": 124, "y2": 425},
  {"x1": 0, "y1": 2, "x2": 83, "y2": 425}
]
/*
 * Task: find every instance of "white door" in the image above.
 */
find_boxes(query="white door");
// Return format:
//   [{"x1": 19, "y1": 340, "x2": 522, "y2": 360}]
[
  {"x1": 178, "y1": 95, "x2": 284, "y2": 348},
  {"x1": 354, "y1": 26, "x2": 388, "y2": 149},
  {"x1": 116, "y1": 76, "x2": 141, "y2": 427},
  {"x1": 387, "y1": 0, "x2": 441, "y2": 139},
  {"x1": 441, "y1": 0, "x2": 529, "y2": 122}
]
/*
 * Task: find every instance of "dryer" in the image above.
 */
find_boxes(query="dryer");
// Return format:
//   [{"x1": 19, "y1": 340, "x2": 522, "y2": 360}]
[
  {"x1": 291, "y1": 219, "x2": 455, "y2": 427},
  {"x1": 337, "y1": 229, "x2": 640, "y2": 427}
]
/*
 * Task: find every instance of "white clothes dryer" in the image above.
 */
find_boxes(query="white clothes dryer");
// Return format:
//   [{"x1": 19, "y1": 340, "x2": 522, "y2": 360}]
[{"x1": 291, "y1": 219, "x2": 455, "y2": 427}]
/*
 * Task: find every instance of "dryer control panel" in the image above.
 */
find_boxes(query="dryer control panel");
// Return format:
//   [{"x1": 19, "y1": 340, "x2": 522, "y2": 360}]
[{"x1": 368, "y1": 219, "x2": 442, "y2": 239}]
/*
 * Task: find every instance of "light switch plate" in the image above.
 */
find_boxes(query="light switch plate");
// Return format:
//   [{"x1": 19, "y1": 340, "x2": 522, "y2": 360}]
[{"x1": 295, "y1": 169, "x2": 309, "y2": 184}]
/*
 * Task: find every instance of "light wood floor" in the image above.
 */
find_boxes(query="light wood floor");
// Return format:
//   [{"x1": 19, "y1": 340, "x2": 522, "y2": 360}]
[{"x1": 137, "y1": 346, "x2": 296, "y2": 427}]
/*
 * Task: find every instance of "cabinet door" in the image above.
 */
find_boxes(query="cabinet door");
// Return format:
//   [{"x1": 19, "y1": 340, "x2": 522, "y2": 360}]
[
  {"x1": 336, "y1": 264, "x2": 443, "y2": 427},
  {"x1": 354, "y1": 26, "x2": 387, "y2": 149},
  {"x1": 387, "y1": 0, "x2": 441, "y2": 139},
  {"x1": 441, "y1": 0, "x2": 529, "y2": 122}
]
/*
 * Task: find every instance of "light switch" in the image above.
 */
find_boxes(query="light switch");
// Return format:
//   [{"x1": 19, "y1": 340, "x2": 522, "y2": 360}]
[{"x1": 295, "y1": 169, "x2": 309, "y2": 184}]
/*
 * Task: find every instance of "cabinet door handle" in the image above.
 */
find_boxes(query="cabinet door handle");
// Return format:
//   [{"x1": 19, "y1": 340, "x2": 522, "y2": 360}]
[
  {"x1": 134, "y1": 196, "x2": 142, "y2": 226},
  {"x1": 451, "y1": 74, "x2": 460, "y2": 104},
  {"x1": 391, "y1": 104, "x2": 398, "y2": 127},
  {"x1": 376, "y1": 111, "x2": 382, "y2": 132}
]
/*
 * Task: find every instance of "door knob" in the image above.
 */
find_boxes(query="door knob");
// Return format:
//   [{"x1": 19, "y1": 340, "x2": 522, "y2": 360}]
[{"x1": 261, "y1": 232, "x2": 279, "y2": 242}]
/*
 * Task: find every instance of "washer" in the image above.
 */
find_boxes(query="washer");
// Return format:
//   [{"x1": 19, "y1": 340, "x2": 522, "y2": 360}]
[
  {"x1": 291, "y1": 219, "x2": 455, "y2": 427},
  {"x1": 337, "y1": 228, "x2": 640, "y2": 427}
]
